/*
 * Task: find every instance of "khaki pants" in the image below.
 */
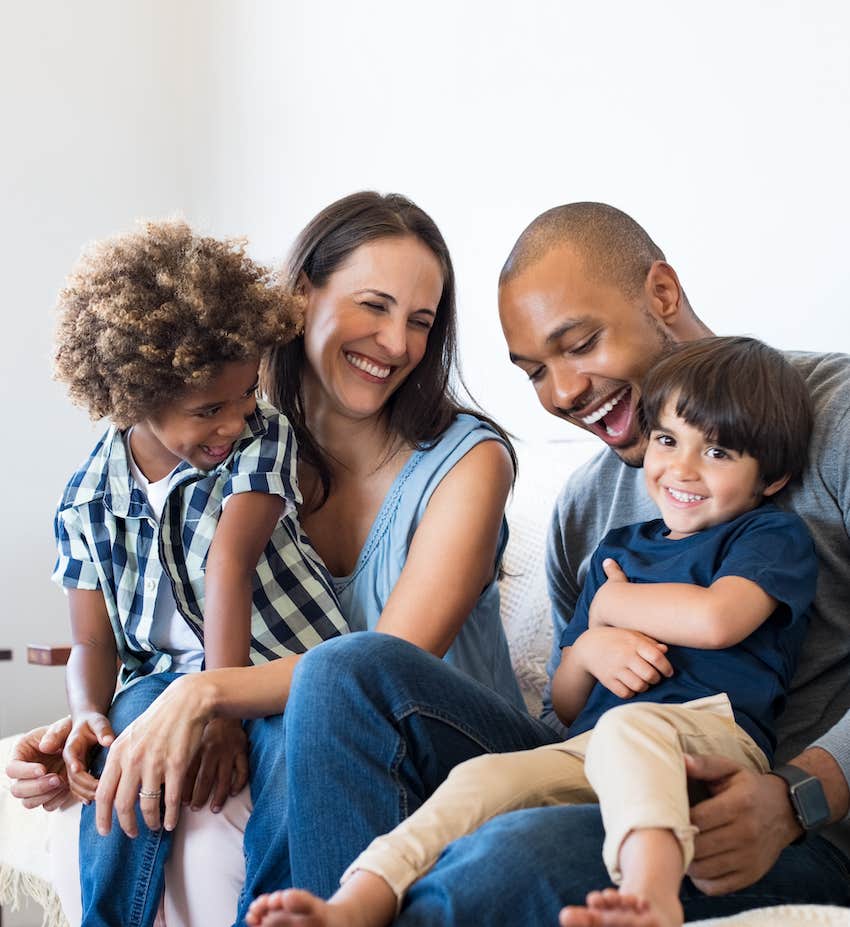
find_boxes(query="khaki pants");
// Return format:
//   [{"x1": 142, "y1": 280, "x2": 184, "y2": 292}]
[{"x1": 342, "y1": 694, "x2": 768, "y2": 906}]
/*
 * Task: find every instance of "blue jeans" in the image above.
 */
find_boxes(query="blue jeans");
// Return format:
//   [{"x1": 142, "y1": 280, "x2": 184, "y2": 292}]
[
  {"x1": 79, "y1": 674, "x2": 291, "y2": 927},
  {"x1": 284, "y1": 633, "x2": 850, "y2": 925},
  {"x1": 80, "y1": 673, "x2": 179, "y2": 927}
]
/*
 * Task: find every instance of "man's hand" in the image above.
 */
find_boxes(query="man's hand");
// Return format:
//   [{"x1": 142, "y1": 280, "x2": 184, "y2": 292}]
[
  {"x1": 588, "y1": 558, "x2": 630, "y2": 628},
  {"x1": 63, "y1": 711, "x2": 116, "y2": 803},
  {"x1": 685, "y1": 753, "x2": 800, "y2": 894},
  {"x1": 6, "y1": 717, "x2": 76, "y2": 811},
  {"x1": 574, "y1": 626, "x2": 673, "y2": 698},
  {"x1": 181, "y1": 717, "x2": 248, "y2": 813}
]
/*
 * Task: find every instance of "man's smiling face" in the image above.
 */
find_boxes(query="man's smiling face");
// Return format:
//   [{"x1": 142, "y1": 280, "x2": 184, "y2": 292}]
[{"x1": 499, "y1": 244, "x2": 678, "y2": 468}]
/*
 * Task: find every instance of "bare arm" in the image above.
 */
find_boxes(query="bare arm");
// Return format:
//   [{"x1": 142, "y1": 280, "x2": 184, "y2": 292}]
[
  {"x1": 589, "y1": 559, "x2": 777, "y2": 648},
  {"x1": 63, "y1": 589, "x2": 118, "y2": 801},
  {"x1": 203, "y1": 491, "x2": 285, "y2": 668},
  {"x1": 66, "y1": 588, "x2": 118, "y2": 719},
  {"x1": 182, "y1": 490, "x2": 286, "y2": 811},
  {"x1": 373, "y1": 439, "x2": 514, "y2": 656},
  {"x1": 550, "y1": 645, "x2": 596, "y2": 725}
]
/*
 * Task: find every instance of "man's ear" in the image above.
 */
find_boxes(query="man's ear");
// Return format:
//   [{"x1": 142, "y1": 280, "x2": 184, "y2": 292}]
[
  {"x1": 762, "y1": 473, "x2": 791, "y2": 498},
  {"x1": 645, "y1": 260, "x2": 684, "y2": 327}
]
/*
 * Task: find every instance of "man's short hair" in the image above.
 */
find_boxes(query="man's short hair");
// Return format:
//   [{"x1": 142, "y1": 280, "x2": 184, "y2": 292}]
[
  {"x1": 499, "y1": 202, "x2": 666, "y2": 300},
  {"x1": 639, "y1": 336, "x2": 813, "y2": 485}
]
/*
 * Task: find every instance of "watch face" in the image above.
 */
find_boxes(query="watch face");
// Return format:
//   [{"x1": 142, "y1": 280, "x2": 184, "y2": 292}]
[{"x1": 792, "y1": 777, "x2": 831, "y2": 830}]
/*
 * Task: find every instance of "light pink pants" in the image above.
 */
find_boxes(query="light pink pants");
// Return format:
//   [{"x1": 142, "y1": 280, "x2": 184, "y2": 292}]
[{"x1": 48, "y1": 788, "x2": 251, "y2": 926}]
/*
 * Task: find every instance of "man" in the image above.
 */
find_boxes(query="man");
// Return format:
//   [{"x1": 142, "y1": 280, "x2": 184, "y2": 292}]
[{"x1": 12, "y1": 204, "x2": 850, "y2": 924}]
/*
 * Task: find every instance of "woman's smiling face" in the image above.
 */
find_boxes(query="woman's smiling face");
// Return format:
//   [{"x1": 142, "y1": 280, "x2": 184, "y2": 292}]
[{"x1": 301, "y1": 235, "x2": 444, "y2": 422}]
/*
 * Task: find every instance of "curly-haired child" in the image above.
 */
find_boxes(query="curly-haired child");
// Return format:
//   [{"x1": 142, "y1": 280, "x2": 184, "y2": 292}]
[{"x1": 51, "y1": 219, "x2": 348, "y2": 926}]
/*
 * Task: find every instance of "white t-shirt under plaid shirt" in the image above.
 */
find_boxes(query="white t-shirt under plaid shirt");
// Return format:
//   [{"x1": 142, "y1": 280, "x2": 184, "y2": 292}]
[{"x1": 52, "y1": 399, "x2": 349, "y2": 691}]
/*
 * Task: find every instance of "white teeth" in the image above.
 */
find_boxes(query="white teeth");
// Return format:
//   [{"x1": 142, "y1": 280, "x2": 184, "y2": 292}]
[
  {"x1": 581, "y1": 387, "x2": 629, "y2": 425},
  {"x1": 345, "y1": 352, "x2": 391, "y2": 380},
  {"x1": 666, "y1": 487, "x2": 706, "y2": 503}
]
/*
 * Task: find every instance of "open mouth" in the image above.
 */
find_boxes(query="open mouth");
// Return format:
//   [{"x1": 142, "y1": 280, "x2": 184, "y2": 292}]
[
  {"x1": 579, "y1": 386, "x2": 634, "y2": 442},
  {"x1": 202, "y1": 443, "x2": 233, "y2": 461},
  {"x1": 345, "y1": 351, "x2": 392, "y2": 381}
]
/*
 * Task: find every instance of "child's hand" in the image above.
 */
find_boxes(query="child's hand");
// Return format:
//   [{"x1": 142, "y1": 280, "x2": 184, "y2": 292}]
[
  {"x1": 588, "y1": 558, "x2": 630, "y2": 627},
  {"x1": 574, "y1": 626, "x2": 673, "y2": 698},
  {"x1": 181, "y1": 717, "x2": 248, "y2": 813},
  {"x1": 63, "y1": 711, "x2": 115, "y2": 804}
]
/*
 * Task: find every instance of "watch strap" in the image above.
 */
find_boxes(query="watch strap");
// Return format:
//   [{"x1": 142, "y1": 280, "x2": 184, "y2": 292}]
[{"x1": 770, "y1": 763, "x2": 830, "y2": 840}]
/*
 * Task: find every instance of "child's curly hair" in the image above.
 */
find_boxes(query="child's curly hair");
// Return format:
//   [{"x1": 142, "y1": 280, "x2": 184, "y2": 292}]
[{"x1": 54, "y1": 219, "x2": 302, "y2": 428}]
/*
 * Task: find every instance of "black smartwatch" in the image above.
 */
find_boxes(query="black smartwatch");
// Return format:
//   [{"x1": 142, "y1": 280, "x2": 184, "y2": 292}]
[{"x1": 769, "y1": 764, "x2": 831, "y2": 840}]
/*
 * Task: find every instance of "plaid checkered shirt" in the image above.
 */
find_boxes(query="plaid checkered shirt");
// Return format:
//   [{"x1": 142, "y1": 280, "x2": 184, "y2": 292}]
[{"x1": 52, "y1": 399, "x2": 349, "y2": 690}]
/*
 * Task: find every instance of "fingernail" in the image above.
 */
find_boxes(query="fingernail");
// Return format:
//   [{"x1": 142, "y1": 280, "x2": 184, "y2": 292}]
[
  {"x1": 48, "y1": 777, "x2": 61, "y2": 787},
  {"x1": 190, "y1": 804, "x2": 199, "y2": 812},
  {"x1": 212, "y1": 805, "x2": 221, "y2": 814}
]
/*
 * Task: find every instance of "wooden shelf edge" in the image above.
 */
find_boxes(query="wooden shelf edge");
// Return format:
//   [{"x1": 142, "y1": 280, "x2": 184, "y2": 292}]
[{"x1": 27, "y1": 644, "x2": 71, "y2": 666}]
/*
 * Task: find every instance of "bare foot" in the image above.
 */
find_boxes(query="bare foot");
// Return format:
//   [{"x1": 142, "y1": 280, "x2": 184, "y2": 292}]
[
  {"x1": 246, "y1": 889, "x2": 348, "y2": 927},
  {"x1": 559, "y1": 887, "x2": 683, "y2": 927}
]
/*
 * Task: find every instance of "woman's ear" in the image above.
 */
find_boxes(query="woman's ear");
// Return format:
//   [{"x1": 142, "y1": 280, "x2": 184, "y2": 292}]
[
  {"x1": 295, "y1": 271, "x2": 312, "y2": 298},
  {"x1": 762, "y1": 473, "x2": 791, "y2": 498}
]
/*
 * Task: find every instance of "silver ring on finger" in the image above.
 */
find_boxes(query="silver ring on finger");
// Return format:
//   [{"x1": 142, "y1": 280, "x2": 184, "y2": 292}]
[{"x1": 138, "y1": 787, "x2": 162, "y2": 800}]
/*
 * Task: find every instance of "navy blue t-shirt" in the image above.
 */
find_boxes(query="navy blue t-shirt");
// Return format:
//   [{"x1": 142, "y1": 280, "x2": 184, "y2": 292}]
[{"x1": 560, "y1": 503, "x2": 817, "y2": 761}]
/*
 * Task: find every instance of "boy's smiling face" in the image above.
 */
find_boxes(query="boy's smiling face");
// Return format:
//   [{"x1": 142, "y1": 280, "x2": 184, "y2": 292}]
[
  {"x1": 643, "y1": 400, "x2": 788, "y2": 540},
  {"x1": 130, "y1": 359, "x2": 260, "y2": 482}
]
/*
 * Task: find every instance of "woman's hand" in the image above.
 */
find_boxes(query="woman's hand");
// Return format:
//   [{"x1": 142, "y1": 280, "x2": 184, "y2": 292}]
[
  {"x1": 574, "y1": 626, "x2": 673, "y2": 698},
  {"x1": 94, "y1": 673, "x2": 216, "y2": 837},
  {"x1": 5, "y1": 716, "x2": 75, "y2": 811}
]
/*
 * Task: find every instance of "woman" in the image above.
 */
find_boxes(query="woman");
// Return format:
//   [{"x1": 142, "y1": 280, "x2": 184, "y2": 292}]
[{"x1": 8, "y1": 192, "x2": 524, "y2": 925}]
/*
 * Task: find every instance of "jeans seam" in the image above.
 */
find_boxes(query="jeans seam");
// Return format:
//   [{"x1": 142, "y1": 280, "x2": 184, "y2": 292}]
[
  {"x1": 388, "y1": 703, "x2": 515, "y2": 825},
  {"x1": 393, "y1": 703, "x2": 511, "y2": 755},
  {"x1": 127, "y1": 826, "x2": 165, "y2": 927}
]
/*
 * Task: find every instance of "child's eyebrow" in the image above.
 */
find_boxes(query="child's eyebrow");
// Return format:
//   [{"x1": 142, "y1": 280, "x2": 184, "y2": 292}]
[{"x1": 185, "y1": 379, "x2": 259, "y2": 413}]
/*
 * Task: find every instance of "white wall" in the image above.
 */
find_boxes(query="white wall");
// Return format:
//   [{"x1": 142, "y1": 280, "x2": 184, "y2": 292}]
[
  {"x1": 2, "y1": 0, "x2": 849, "y2": 734},
  {"x1": 0, "y1": 1, "x2": 213, "y2": 734}
]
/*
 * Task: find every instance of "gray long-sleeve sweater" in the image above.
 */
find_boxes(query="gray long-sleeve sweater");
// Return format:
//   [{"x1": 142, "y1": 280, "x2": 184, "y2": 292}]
[{"x1": 543, "y1": 351, "x2": 850, "y2": 858}]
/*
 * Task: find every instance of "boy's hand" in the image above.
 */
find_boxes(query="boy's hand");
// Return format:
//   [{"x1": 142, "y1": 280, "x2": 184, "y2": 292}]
[
  {"x1": 63, "y1": 711, "x2": 115, "y2": 803},
  {"x1": 588, "y1": 558, "x2": 630, "y2": 627},
  {"x1": 182, "y1": 717, "x2": 248, "y2": 813},
  {"x1": 574, "y1": 626, "x2": 673, "y2": 698}
]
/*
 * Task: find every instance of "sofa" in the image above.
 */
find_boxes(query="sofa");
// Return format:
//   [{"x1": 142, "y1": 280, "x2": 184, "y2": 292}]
[{"x1": 1, "y1": 438, "x2": 847, "y2": 926}]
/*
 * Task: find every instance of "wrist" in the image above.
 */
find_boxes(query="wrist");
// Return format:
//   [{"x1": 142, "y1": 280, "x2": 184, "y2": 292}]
[
  {"x1": 768, "y1": 764, "x2": 830, "y2": 843},
  {"x1": 69, "y1": 706, "x2": 107, "y2": 725},
  {"x1": 182, "y1": 671, "x2": 223, "y2": 723}
]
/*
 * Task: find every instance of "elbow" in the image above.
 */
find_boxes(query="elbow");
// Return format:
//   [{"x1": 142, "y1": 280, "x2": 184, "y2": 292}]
[
  {"x1": 550, "y1": 681, "x2": 578, "y2": 726},
  {"x1": 694, "y1": 604, "x2": 738, "y2": 649}
]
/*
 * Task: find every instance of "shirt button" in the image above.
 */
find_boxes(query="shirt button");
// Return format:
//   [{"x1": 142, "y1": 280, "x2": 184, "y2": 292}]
[{"x1": 145, "y1": 578, "x2": 157, "y2": 592}]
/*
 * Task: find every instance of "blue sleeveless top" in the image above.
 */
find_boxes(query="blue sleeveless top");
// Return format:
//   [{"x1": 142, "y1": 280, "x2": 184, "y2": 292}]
[{"x1": 333, "y1": 414, "x2": 525, "y2": 709}]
